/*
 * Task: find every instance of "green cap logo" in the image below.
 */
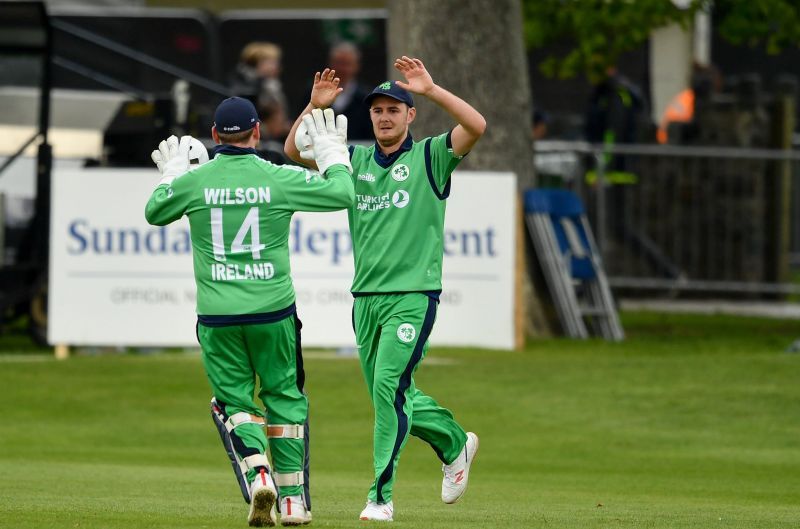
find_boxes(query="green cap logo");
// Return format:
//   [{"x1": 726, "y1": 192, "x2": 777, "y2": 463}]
[{"x1": 379, "y1": 81, "x2": 392, "y2": 90}]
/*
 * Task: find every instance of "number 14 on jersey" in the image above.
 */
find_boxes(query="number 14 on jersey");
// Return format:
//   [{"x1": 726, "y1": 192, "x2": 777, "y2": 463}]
[{"x1": 210, "y1": 207, "x2": 266, "y2": 262}]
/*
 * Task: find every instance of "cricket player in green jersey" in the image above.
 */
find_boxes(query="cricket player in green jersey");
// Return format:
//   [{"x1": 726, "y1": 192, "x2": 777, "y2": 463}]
[
  {"x1": 285, "y1": 57, "x2": 487, "y2": 522},
  {"x1": 145, "y1": 97, "x2": 354, "y2": 527}
]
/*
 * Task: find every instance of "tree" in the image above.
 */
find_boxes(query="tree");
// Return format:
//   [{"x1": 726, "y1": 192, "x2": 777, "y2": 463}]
[
  {"x1": 523, "y1": 0, "x2": 800, "y2": 82},
  {"x1": 388, "y1": 0, "x2": 556, "y2": 340},
  {"x1": 715, "y1": 0, "x2": 800, "y2": 54},
  {"x1": 388, "y1": 0, "x2": 535, "y2": 189}
]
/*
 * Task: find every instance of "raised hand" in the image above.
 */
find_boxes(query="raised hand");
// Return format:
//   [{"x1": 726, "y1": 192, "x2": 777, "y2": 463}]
[
  {"x1": 150, "y1": 135, "x2": 208, "y2": 185},
  {"x1": 394, "y1": 56, "x2": 435, "y2": 95},
  {"x1": 301, "y1": 108, "x2": 351, "y2": 174},
  {"x1": 151, "y1": 135, "x2": 189, "y2": 178},
  {"x1": 310, "y1": 68, "x2": 344, "y2": 108}
]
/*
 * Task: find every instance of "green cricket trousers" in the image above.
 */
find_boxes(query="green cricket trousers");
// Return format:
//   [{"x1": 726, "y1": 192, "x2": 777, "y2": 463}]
[
  {"x1": 353, "y1": 293, "x2": 468, "y2": 504},
  {"x1": 197, "y1": 312, "x2": 307, "y2": 499}
]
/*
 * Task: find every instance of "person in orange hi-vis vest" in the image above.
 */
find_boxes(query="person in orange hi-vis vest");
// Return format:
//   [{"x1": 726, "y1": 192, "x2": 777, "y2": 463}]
[
  {"x1": 657, "y1": 88, "x2": 694, "y2": 144},
  {"x1": 657, "y1": 63, "x2": 721, "y2": 144}
]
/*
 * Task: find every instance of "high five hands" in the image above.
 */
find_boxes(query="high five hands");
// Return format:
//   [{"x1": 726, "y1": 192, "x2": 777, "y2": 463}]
[
  {"x1": 393, "y1": 56, "x2": 435, "y2": 96},
  {"x1": 310, "y1": 68, "x2": 343, "y2": 109}
]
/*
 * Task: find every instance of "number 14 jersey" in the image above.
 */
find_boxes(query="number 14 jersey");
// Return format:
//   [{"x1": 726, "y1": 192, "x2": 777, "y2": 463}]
[{"x1": 145, "y1": 147, "x2": 354, "y2": 316}]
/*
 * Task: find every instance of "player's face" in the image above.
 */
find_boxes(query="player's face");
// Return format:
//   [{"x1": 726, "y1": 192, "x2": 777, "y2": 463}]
[{"x1": 369, "y1": 96, "x2": 415, "y2": 147}]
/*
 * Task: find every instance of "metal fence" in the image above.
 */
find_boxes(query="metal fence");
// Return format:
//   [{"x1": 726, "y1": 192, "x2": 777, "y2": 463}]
[{"x1": 534, "y1": 140, "x2": 800, "y2": 296}]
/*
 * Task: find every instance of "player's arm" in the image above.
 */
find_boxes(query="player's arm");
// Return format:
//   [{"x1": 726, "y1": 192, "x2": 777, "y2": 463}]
[
  {"x1": 282, "y1": 109, "x2": 355, "y2": 212},
  {"x1": 277, "y1": 164, "x2": 354, "y2": 213},
  {"x1": 145, "y1": 180, "x2": 189, "y2": 226},
  {"x1": 145, "y1": 135, "x2": 202, "y2": 225},
  {"x1": 394, "y1": 56, "x2": 486, "y2": 156},
  {"x1": 284, "y1": 69, "x2": 344, "y2": 169}
]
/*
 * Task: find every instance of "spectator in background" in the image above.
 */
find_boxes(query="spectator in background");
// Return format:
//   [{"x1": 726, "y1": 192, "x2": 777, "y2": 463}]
[
  {"x1": 585, "y1": 66, "x2": 647, "y2": 147},
  {"x1": 657, "y1": 62, "x2": 722, "y2": 144},
  {"x1": 255, "y1": 106, "x2": 292, "y2": 165},
  {"x1": 584, "y1": 66, "x2": 648, "y2": 249},
  {"x1": 231, "y1": 42, "x2": 292, "y2": 142},
  {"x1": 532, "y1": 108, "x2": 549, "y2": 141},
  {"x1": 327, "y1": 42, "x2": 373, "y2": 140}
]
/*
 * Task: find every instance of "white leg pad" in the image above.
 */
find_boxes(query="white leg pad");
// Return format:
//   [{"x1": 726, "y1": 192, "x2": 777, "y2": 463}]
[
  {"x1": 242, "y1": 453, "x2": 270, "y2": 472},
  {"x1": 266, "y1": 424, "x2": 304, "y2": 438},
  {"x1": 226, "y1": 412, "x2": 265, "y2": 432},
  {"x1": 274, "y1": 471, "x2": 304, "y2": 487}
]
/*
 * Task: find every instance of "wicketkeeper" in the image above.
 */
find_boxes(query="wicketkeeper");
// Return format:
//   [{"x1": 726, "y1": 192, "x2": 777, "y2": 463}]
[{"x1": 145, "y1": 97, "x2": 354, "y2": 527}]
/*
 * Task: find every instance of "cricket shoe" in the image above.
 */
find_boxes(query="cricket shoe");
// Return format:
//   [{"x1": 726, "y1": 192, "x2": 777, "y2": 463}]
[
  {"x1": 248, "y1": 468, "x2": 278, "y2": 527},
  {"x1": 359, "y1": 500, "x2": 393, "y2": 522},
  {"x1": 441, "y1": 432, "x2": 479, "y2": 504},
  {"x1": 279, "y1": 495, "x2": 311, "y2": 526}
]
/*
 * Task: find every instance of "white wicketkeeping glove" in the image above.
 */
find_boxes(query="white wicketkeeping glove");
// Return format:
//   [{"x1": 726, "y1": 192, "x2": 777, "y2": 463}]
[
  {"x1": 295, "y1": 107, "x2": 348, "y2": 163},
  {"x1": 301, "y1": 108, "x2": 351, "y2": 174},
  {"x1": 294, "y1": 119, "x2": 315, "y2": 161},
  {"x1": 151, "y1": 135, "x2": 209, "y2": 186}
]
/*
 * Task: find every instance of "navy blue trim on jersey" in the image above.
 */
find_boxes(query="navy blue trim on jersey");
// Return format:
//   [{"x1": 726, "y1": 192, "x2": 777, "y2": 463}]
[
  {"x1": 424, "y1": 137, "x2": 452, "y2": 200},
  {"x1": 372, "y1": 133, "x2": 413, "y2": 168},
  {"x1": 212, "y1": 144, "x2": 258, "y2": 157},
  {"x1": 348, "y1": 144, "x2": 355, "y2": 159},
  {"x1": 352, "y1": 290, "x2": 441, "y2": 302},
  {"x1": 375, "y1": 297, "x2": 437, "y2": 503},
  {"x1": 445, "y1": 128, "x2": 470, "y2": 157},
  {"x1": 198, "y1": 303, "x2": 296, "y2": 327},
  {"x1": 423, "y1": 290, "x2": 441, "y2": 302}
]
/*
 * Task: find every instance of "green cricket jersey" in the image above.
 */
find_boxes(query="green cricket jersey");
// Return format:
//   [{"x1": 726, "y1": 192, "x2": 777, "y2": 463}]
[
  {"x1": 348, "y1": 132, "x2": 463, "y2": 294},
  {"x1": 145, "y1": 146, "x2": 354, "y2": 316}
]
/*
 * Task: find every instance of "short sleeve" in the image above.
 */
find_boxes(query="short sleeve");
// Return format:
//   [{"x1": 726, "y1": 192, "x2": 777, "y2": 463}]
[{"x1": 425, "y1": 130, "x2": 464, "y2": 199}]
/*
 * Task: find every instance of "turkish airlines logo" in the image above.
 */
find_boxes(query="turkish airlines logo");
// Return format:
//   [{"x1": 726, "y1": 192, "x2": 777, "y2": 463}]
[{"x1": 392, "y1": 190, "x2": 409, "y2": 208}]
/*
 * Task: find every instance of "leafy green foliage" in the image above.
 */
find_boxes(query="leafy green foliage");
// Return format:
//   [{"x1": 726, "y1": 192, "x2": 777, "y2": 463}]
[
  {"x1": 716, "y1": 0, "x2": 800, "y2": 54},
  {"x1": 524, "y1": 0, "x2": 703, "y2": 81},
  {"x1": 524, "y1": 0, "x2": 800, "y2": 81}
]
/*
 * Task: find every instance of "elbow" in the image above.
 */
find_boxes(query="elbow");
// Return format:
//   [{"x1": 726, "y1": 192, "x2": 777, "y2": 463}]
[
  {"x1": 144, "y1": 206, "x2": 165, "y2": 226},
  {"x1": 341, "y1": 182, "x2": 356, "y2": 208},
  {"x1": 341, "y1": 185, "x2": 355, "y2": 208},
  {"x1": 473, "y1": 115, "x2": 487, "y2": 137},
  {"x1": 283, "y1": 143, "x2": 299, "y2": 164},
  {"x1": 144, "y1": 215, "x2": 163, "y2": 227},
  {"x1": 283, "y1": 135, "x2": 304, "y2": 165},
  {"x1": 283, "y1": 136, "x2": 294, "y2": 158}
]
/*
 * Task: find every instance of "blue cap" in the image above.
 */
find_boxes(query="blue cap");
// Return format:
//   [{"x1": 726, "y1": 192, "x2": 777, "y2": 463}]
[
  {"x1": 364, "y1": 81, "x2": 414, "y2": 107},
  {"x1": 214, "y1": 97, "x2": 259, "y2": 133}
]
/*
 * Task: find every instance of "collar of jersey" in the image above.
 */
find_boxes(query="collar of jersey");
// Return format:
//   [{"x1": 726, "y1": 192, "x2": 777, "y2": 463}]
[
  {"x1": 372, "y1": 133, "x2": 413, "y2": 168},
  {"x1": 212, "y1": 144, "x2": 258, "y2": 157}
]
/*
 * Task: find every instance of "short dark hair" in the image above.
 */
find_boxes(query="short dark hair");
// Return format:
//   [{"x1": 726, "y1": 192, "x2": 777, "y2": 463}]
[{"x1": 217, "y1": 128, "x2": 255, "y2": 145}]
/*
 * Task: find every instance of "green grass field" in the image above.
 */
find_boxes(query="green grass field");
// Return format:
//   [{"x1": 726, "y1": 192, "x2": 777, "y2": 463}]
[{"x1": 1, "y1": 312, "x2": 799, "y2": 528}]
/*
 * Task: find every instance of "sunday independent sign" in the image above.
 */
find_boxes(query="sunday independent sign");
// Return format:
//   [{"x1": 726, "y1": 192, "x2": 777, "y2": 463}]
[
  {"x1": 49, "y1": 169, "x2": 516, "y2": 349},
  {"x1": 48, "y1": 169, "x2": 197, "y2": 347}
]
